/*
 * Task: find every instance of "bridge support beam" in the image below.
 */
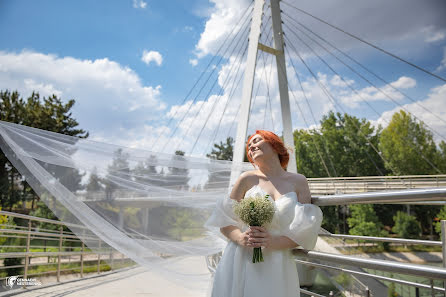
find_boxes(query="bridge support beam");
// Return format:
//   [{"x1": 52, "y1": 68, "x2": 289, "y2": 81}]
[
  {"x1": 270, "y1": 0, "x2": 297, "y2": 174},
  {"x1": 442, "y1": 220, "x2": 446, "y2": 296},
  {"x1": 142, "y1": 207, "x2": 150, "y2": 235},
  {"x1": 119, "y1": 206, "x2": 124, "y2": 229},
  {"x1": 230, "y1": 0, "x2": 265, "y2": 187},
  {"x1": 230, "y1": 0, "x2": 297, "y2": 188}
]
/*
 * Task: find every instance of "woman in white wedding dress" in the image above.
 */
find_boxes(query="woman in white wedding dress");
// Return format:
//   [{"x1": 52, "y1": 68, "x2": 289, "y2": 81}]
[{"x1": 205, "y1": 130, "x2": 323, "y2": 297}]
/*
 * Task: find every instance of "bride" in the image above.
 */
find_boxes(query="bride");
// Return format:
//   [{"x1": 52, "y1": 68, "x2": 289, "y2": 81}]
[{"x1": 205, "y1": 130, "x2": 323, "y2": 297}]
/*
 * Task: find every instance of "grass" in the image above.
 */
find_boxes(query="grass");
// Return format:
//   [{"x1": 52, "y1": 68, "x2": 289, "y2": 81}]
[
  {"x1": 335, "y1": 241, "x2": 443, "y2": 254},
  {"x1": 352, "y1": 244, "x2": 442, "y2": 254},
  {"x1": 0, "y1": 259, "x2": 136, "y2": 278}
]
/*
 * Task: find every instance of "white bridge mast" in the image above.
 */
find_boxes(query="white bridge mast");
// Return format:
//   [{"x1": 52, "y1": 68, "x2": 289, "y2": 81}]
[{"x1": 230, "y1": 0, "x2": 297, "y2": 187}]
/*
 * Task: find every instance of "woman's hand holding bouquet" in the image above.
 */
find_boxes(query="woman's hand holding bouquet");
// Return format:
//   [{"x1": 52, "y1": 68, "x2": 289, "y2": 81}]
[{"x1": 233, "y1": 193, "x2": 275, "y2": 263}]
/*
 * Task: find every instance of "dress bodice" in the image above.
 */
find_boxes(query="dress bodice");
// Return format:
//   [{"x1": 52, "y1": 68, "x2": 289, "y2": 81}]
[
  {"x1": 206, "y1": 183, "x2": 324, "y2": 297},
  {"x1": 243, "y1": 184, "x2": 299, "y2": 235},
  {"x1": 205, "y1": 183, "x2": 322, "y2": 250}
]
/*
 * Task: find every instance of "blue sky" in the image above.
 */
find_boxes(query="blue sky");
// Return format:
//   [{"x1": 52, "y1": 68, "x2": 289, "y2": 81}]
[
  {"x1": 1, "y1": 0, "x2": 445, "y2": 156},
  {"x1": 0, "y1": 0, "x2": 210, "y2": 101}
]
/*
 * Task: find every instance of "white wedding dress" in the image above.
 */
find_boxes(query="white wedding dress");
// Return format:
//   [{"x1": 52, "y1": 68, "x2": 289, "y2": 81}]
[{"x1": 205, "y1": 184, "x2": 323, "y2": 297}]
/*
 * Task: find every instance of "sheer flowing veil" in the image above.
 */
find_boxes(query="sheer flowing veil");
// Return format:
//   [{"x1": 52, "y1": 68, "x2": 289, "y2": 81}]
[{"x1": 0, "y1": 120, "x2": 253, "y2": 289}]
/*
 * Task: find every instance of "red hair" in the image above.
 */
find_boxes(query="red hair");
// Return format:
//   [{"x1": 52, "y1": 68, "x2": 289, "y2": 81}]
[{"x1": 246, "y1": 130, "x2": 290, "y2": 170}]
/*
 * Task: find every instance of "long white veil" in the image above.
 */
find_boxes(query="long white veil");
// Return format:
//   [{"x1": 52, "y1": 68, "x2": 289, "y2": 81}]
[{"x1": 0, "y1": 120, "x2": 253, "y2": 289}]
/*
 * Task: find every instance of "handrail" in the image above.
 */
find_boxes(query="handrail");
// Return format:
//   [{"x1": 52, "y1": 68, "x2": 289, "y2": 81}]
[
  {"x1": 293, "y1": 249, "x2": 446, "y2": 280},
  {"x1": 312, "y1": 187, "x2": 446, "y2": 206},
  {"x1": 0, "y1": 210, "x2": 87, "y2": 229},
  {"x1": 0, "y1": 251, "x2": 112, "y2": 259},
  {"x1": 0, "y1": 228, "x2": 91, "y2": 240},
  {"x1": 308, "y1": 174, "x2": 446, "y2": 181},
  {"x1": 319, "y1": 233, "x2": 442, "y2": 246},
  {"x1": 299, "y1": 288, "x2": 327, "y2": 297},
  {"x1": 295, "y1": 259, "x2": 445, "y2": 293}
]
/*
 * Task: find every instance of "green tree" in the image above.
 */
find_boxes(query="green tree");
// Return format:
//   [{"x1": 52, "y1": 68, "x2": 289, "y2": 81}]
[
  {"x1": 132, "y1": 155, "x2": 158, "y2": 184},
  {"x1": 392, "y1": 211, "x2": 421, "y2": 239},
  {"x1": 29, "y1": 201, "x2": 71, "y2": 232},
  {"x1": 166, "y1": 150, "x2": 189, "y2": 190},
  {"x1": 379, "y1": 110, "x2": 439, "y2": 175},
  {"x1": 204, "y1": 137, "x2": 237, "y2": 190},
  {"x1": 206, "y1": 137, "x2": 234, "y2": 161},
  {"x1": 434, "y1": 205, "x2": 446, "y2": 234},
  {"x1": 348, "y1": 204, "x2": 387, "y2": 238},
  {"x1": 104, "y1": 148, "x2": 129, "y2": 200},
  {"x1": 0, "y1": 90, "x2": 88, "y2": 215},
  {"x1": 1, "y1": 215, "x2": 24, "y2": 276},
  {"x1": 438, "y1": 141, "x2": 446, "y2": 173},
  {"x1": 86, "y1": 167, "x2": 103, "y2": 197},
  {"x1": 0, "y1": 208, "x2": 8, "y2": 246},
  {"x1": 294, "y1": 112, "x2": 385, "y2": 178}
]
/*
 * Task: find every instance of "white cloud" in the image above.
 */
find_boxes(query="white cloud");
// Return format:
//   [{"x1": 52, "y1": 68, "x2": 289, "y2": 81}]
[
  {"x1": 133, "y1": 0, "x2": 147, "y2": 9},
  {"x1": 390, "y1": 76, "x2": 416, "y2": 89},
  {"x1": 372, "y1": 83, "x2": 446, "y2": 143},
  {"x1": 436, "y1": 47, "x2": 446, "y2": 72},
  {"x1": 194, "y1": 0, "x2": 251, "y2": 58},
  {"x1": 189, "y1": 59, "x2": 198, "y2": 67},
  {"x1": 422, "y1": 26, "x2": 446, "y2": 43},
  {"x1": 194, "y1": 0, "x2": 446, "y2": 62},
  {"x1": 141, "y1": 50, "x2": 163, "y2": 66},
  {"x1": 0, "y1": 50, "x2": 167, "y2": 148},
  {"x1": 339, "y1": 76, "x2": 416, "y2": 108},
  {"x1": 23, "y1": 78, "x2": 62, "y2": 98}
]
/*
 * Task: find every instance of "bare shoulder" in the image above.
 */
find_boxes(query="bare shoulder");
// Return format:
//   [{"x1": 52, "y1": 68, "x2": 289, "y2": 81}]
[
  {"x1": 295, "y1": 173, "x2": 309, "y2": 185},
  {"x1": 288, "y1": 172, "x2": 311, "y2": 204},
  {"x1": 229, "y1": 170, "x2": 259, "y2": 201}
]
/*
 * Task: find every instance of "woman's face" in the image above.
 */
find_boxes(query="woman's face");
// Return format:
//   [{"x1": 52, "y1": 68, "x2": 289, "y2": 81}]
[{"x1": 247, "y1": 134, "x2": 276, "y2": 163}]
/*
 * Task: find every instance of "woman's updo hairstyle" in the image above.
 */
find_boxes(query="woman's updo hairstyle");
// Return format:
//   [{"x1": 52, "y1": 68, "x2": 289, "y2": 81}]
[{"x1": 246, "y1": 130, "x2": 290, "y2": 170}]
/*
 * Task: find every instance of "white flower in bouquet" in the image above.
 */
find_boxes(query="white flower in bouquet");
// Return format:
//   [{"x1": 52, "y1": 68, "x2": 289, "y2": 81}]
[{"x1": 233, "y1": 192, "x2": 276, "y2": 263}]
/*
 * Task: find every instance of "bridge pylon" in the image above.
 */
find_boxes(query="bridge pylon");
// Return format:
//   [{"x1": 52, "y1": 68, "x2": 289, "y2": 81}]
[{"x1": 230, "y1": 0, "x2": 297, "y2": 187}]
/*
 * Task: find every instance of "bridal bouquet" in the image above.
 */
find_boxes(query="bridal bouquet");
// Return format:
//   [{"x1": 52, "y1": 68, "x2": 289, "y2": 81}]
[{"x1": 233, "y1": 193, "x2": 275, "y2": 263}]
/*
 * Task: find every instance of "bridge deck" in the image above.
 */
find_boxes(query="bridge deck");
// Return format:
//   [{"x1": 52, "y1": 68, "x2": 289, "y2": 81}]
[{"x1": 0, "y1": 258, "x2": 210, "y2": 297}]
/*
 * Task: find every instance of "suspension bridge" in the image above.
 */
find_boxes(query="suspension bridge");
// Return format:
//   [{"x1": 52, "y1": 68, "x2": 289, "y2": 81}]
[{"x1": 1, "y1": 0, "x2": 446, "y2": 296}]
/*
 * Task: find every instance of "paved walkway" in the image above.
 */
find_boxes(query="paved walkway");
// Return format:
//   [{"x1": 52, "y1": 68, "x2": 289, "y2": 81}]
[{"x1": 0, "y1": 257, "x2": 211, "y2": 297}]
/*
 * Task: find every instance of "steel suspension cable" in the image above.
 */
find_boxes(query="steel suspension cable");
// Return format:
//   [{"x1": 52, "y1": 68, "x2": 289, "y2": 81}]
[
  {"x1": 189, "y1": 40, "x2": 250, "y2": 155},
  {"x1": 283, "y1": 13, "x2": 446, "y2": 128},
  {"x1": 286, "y1": 72, "x2": 333, "y2": 176},
  {"x1": 282, "y1": 51, "x2": 339, "y2": 176},
  {"x1": 283, "y1": 23, "x2": 443, "y2": 173},
  {"x1": 284, "y1": 37, "x2": 402, "y2": 176},
  {"x1": 159, "y1": 6, "x2": 253, "y2": 152},
  {"x1": 248, "y1": 10, "x2": 273, "y2": 134},
  {"x1": 183, "y1": 27, "x2": 252, "y2": 155},
  {"x1": 281, "y1": 1, "x2": 446, "y2": 83},
  {"x1": 152, "y1": 1, "x2": 254, "y2": 151},
  {"x1": 283, "y1": 15, "x2": 446, "y2": 142},
  {"x1": 259, "y1": 23, "x2": 275, "y2": 130},
  {"x1": 202, "y1": 51, "x2": 247, "y2": 157},
  {"x1": 196, "y1": 10, "x2": 273, "y2": 156}
]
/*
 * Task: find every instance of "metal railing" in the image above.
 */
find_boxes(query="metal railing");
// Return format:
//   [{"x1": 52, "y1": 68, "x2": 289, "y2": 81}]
[
  {"x1": 2, "y1": 186, "x2": 446, "y2": 296},
  {"x1": 308, "y1": 188, "x2": 446, "y2": 297},
  {"x1": 319, "y1": 233, "x2": 442, "y2": 247},
  {"x1": 308, "y1": 175, "x2": 446, "y2": 196},
  {"x1": 312, "y1": 187, "x2": 446, "y2": 206},
  {"x1": 0, "y1": 210, "x2": 135, "y2": 287},
  {"x1": 205, "y1": 187, "x2": 446, "y2": 297}
]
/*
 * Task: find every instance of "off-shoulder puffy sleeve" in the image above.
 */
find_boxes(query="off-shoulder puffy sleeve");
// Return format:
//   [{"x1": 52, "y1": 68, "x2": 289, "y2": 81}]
[
  {"x1": 204, "y1": 195, "x2": 243, "y2": 233},
  {"x1": 282, "y1": 203, "x2": 323, "y2": 250}
]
